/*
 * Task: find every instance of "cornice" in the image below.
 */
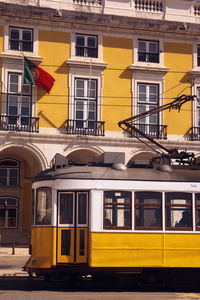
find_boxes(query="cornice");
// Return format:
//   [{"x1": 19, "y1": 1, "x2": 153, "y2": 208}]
[
  {"x1": 66, "y1": 58, "x2": 108, "y2": 69},
  {"x1": 1, "y1": 131, "x2": 200, "y2": 152},
  {"x1": 0, "y1": 52, "x2": 43, "y2": 64},
  {"x1": 129, "y1": 64, "x2": 170, "y2": 74}
]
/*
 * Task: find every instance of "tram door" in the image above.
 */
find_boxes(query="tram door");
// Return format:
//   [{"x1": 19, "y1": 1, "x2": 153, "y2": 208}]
[{"x1": 57, "y1": 191, "x2": 88, "y2": 264}]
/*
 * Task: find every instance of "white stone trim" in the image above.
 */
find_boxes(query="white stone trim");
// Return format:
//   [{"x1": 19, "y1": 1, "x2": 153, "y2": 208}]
[
  {"x1": 3, "y1": 23, "x2": 38, "y2": 56},
  {"x1": 70, "y1": 30, "x2": 103, "y2": 62},
  {"x1": 133, "y1": 35, "x2": 165, "y2": 68}
]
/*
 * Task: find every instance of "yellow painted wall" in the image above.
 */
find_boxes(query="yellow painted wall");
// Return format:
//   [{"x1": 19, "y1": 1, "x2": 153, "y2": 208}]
[
  {"x1": 103, "y1": 36, "x2": 132, "y2": 131},
  {"x1": 37, "y1": 30, "x2": 70, "y2": 128},
  {"x1": 164, "y1": 42, "x2": 193, "y2": 135},
  {"x1": 0, "y1": 25, "x2": 3, "y2": 53},
  {"x1": 90, "y1": 233, "x2": 200, "y2": 268}
]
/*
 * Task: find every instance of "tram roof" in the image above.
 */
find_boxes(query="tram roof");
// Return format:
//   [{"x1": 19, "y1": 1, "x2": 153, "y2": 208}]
[{"x1": 34, "y1": 164, "x2": 200, "y2": 182}]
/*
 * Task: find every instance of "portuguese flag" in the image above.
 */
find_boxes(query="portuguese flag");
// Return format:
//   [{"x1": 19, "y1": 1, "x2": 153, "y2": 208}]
[{"x1": 23, "y1": 57, "x2": 55, "y2": 93}]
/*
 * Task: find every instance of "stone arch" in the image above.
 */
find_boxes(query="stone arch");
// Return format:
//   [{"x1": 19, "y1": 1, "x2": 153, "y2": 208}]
[
  {"x1": 0, "y1": 143, "x2": 47, "y2": 176},
  {"x1": 66, "y1": 146, "x2": 103, "y2": 164},
  {"x1": 0, "y1": 144, "x2": 47, "y2": 245},
  {"x1": 127, "y1": 150, "x2": 156, "y2": 166}
]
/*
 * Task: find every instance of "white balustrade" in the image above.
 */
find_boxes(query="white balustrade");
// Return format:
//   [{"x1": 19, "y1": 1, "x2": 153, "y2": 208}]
[{"x1": 135, "y1": 0, "x2": 163, "y2": 13}]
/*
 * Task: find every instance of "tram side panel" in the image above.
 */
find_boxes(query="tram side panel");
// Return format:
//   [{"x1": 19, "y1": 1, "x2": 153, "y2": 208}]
[
  {"x1": 26, "y1": 226, "x2": 56, "y2": 272},
  {"x1": 89, "y1": 190, "x2": 200, "y2": 269}
]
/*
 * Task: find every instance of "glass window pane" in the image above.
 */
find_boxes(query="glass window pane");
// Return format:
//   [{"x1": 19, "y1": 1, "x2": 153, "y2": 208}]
[
  {"x1": 135, "y1": 192, "x2": 162, "y2": 229},
  {"x1": 165, "y1": 193, "x2": 192, "y2": 229},
  {"x1": 0, "y1": 209, "x2": 5, "y2": 227},
  {"x1": 8, "y1": 209, "x2": 16, "y2": 227},
  {"x1": 195, "y1": 194, "x2": 200, "y2": 228},
  {"x1": 104, "y1": 191, "x2": 131, "y2": 229},
  {"x1": 76, "y1": 80, "x2": 84, "y2": 89},
  {"x1": 76, "y1": 111, "x2": 84, "y2": 120},
  {"x1": 0, "y1": 160, "x2": 18, "y2": 167},
  {"x1": 78, "y1": 193, "x2": 87, "y2": 224},
  {"x1": 10, "y1": 74, "x2": 19, "y2": 84},
  {"x1": 10, "y1": 28, "x2": 19, "y2": 40},
  {"x1": 23, "y1": 30, "x2": 32, "y2": 41},
  {"x1": 9, "y1": 169, "x2": 18, "y2": 186},
  {"x1": 87, "y1": 37, "x2": 96, "y2": 47},
  {"x1": 135, "y1": 192, "x2": 161, "y2": 204},
  {"x1": 149, "y1": 42, "x2": 158, "y2": 53},
  {"x1": 0, "y1": 169, "x2": 7, "y2": 186},
  {"x1": 61, "y1": 229, "x2": 71, "y2": 255},
  {"x1": 138, "y1": 41, "x2": 146, "y2": 52},
  {"x1": 59, "y1": 193, "x2": 74, "y2": 224},
  {"x1": 198, "y1": 46, "x2": 200, "y2": 57},
  {"x1": 76, "y1": 36, "x2": 85, "y2": 46},
  {"x1": 136, "y1": 207, "x2": 161, "y2": 228},
  {"x1": 6, "y1": 198, "x2": 17, "y2": 206},
  {"x1": 36, "y1": 188, "x2": 52, "y2": 225}
]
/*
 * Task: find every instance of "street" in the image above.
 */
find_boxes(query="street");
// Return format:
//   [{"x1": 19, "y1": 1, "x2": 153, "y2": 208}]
[{"x1": 0, "y1": 277, "x2": 200, "y2": 300}]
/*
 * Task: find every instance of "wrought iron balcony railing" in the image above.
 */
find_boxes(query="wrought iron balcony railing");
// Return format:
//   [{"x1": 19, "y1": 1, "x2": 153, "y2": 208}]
[
  {"x1": 0, "y1": 115, "x2": 39, "y2": 133},
  {"x1": 188, "y1": 127, "x2": 200, "y2": 141},
  {"x1": 130, "y1": 123, "x2": 167, "y2": 140},
  {"x1": 65, "y1": 119, "x2": 105, "y2": 136}
]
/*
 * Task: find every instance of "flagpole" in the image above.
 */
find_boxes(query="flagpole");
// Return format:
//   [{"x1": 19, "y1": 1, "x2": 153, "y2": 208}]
[
  {"x1": 22, "y1": 54, "x2": 25, "y2": 85},
  {"x1": 87, "y1": 58, "x2": 92, "y2": 126}
]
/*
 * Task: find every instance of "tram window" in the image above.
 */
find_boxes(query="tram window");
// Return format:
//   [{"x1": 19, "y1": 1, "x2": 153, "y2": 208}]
[
  {"x1": 78, "y1": 193, "x2": 87, "y2": 225},
  {"x1": 135, "y1": 192, "x2": 162, "y2": 230},
  {"x1": 59, "y1": 193, "x2": 74, "y2": 224},
  {"x1": 35, "y1": 188, "x2": 52, "y2": 225},
  {"x1": 104, "y1": 191, "x2": 132, "y2": 230},
  {"x1": 165, "y1": 192, "x2": 192, "y2": 230},
  {"x1": 195, "y1": 194, "x2": 200, "y2": 230}
]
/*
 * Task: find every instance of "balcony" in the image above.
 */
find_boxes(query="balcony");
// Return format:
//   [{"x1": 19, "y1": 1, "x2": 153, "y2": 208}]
[
  {"x1": 135, "y1": 0, "x2": 163, "y2": 13},
  {"x1": 130, "y1": 124, "x2": 167, "y2": 140},
  {"x1": 188, "y1": 127, "x2": 200, "y2": 141},
  {"x1": 72, "y1": 0, "x2": 102, "y2": 5},
  {"x1": 0, "y1": 115, "x2": 39, "y2": 133},
  {"x1": 65, "y1": 119, "x2": 105, "y2": 136}
]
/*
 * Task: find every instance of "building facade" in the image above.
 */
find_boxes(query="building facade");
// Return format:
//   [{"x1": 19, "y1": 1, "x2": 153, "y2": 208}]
[{"x1": 0, "y1": 0, "x2": 200, "y2": 245}]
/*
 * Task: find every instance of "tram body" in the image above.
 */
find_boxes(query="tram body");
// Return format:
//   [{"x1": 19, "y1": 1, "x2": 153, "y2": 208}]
[{"x1": 25, "y1": 161, "x2": 200, "y2": 279}]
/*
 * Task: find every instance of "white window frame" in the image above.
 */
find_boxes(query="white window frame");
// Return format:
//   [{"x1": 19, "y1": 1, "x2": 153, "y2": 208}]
[
  {"x1": 68, "y1": 71, "x2": 102, "y2": 124},
  {"x1": 8, "y1": 27, "x2": 33, "y2": 52},
  {"x1": 0, "y1": 197, "x2": 18, "y2": 229},
  {"x1": 133, "y1": 36, "x2": 164, "y2": 68},
  {"x1": 0, "y1": 159, "x2": 19, "y2": 187},
  {"x1": 1, "y1": 63, "x2": 37, "y2": 119},
  {"x1": 138, "y1": 39, "x2": 159, "y2": 64},
  {"x1": 70, "y1": 31, "x2": 103, "y2": 62},
  {"x1": 137, "y1": 82, "x2": 159, "y2": 124},
  {"x1": 132, "y1": 77, "x2": 163, "y2": 125},
  {"x1": 192, "y1": 85, "x2": 200, "y2": 128},
  {"x1": 74, "y1": 77, "x2": 97, "y2": 128},
  {"x1": 4, "y1": 24, "x2": 38, "y2": 55},
  {"x1": 75, "y1": 34, "x2": 98, "y2": 58},
  {"x1": 7, "y1": 72, "x2": 32, "y2": 113}
]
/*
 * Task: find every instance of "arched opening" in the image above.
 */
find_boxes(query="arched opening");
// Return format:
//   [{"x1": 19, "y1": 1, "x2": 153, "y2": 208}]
[
  {"x1": 67, "y1": 149, "x2": 100, "y2": 164},
  {"x1": 127, "y1": 152, "x2": 155, "y2": 167},
  {"x1": 0, "y1": 146, "x2": 44, "y2": 245}
]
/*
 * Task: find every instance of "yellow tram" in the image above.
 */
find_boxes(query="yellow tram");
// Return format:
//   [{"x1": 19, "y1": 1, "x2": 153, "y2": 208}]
[{"x1": 25, "y1": 152, "x2": 200, "y2": 282}]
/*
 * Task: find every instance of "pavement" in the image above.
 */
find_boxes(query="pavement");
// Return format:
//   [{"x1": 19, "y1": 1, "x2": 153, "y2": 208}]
[{"x1": 0, "y1": 247, "x2": 30, "y2": 277}]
